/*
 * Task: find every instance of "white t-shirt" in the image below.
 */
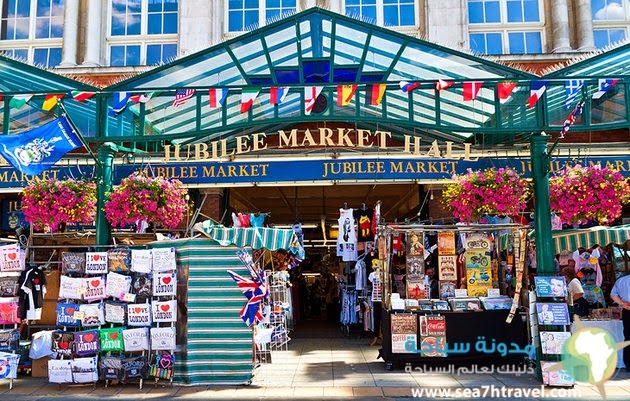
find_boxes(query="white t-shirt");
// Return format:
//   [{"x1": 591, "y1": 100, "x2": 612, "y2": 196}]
[
  {"x1": 567, "y1": 277, "x2": 584, "y2": 306},
  {"x1": 368, "y1": 270, "x2": 382, "y2": 302}
]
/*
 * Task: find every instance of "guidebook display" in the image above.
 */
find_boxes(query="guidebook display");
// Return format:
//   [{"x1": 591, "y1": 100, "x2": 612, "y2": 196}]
[{"x1": 48, "y1": 247, "x2": 177, "y2": 386}]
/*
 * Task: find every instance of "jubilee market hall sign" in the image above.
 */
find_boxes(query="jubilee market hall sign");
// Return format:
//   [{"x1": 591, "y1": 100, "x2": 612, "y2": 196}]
[{"x1": 1, "y1": 128, "x2": 630, "y2": 187}]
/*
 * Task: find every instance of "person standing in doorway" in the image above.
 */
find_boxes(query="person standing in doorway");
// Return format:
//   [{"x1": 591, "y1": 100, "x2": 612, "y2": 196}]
[{"x1": 610, "y1": 273, "x2": 630, "y2": 371}]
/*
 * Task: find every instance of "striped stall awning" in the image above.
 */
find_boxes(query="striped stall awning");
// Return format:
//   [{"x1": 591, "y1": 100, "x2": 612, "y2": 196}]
[
  {"x1": 533, "y1": 225, "x2": 630, "y2": 253},
  {"x1": 194, "y1": 220, "x2": 303, "y2": 255}
]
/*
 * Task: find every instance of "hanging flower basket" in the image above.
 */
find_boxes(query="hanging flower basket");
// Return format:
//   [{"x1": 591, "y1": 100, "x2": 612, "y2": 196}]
[
  {"x1": 442, "y1": 167, "x2": 531, "y2": 223},
  {"x1": 104, "y1": 172, "x2": 187, "y2": 229},
  {"x1": 21, "y1": 178, "x2": 97, "y2": 232},
  {"x1": 549, "y1": 164, "x2": 630, "y2": 225}
]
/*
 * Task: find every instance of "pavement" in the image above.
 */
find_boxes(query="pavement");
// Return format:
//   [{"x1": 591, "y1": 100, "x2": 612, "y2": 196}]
[{"x1": 2, "y1": 321, "x2": 630, "y2": 400}]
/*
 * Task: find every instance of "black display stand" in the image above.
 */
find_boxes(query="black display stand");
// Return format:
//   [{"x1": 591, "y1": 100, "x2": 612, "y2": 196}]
[{"x1": 380, "y1": 308, "x2": 528, "y2": 370}]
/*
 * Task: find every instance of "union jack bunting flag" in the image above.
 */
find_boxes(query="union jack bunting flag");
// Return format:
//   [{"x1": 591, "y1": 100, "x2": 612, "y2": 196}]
[{"x1": 227, "y1": 270, "x2": 266, "y2": 326}]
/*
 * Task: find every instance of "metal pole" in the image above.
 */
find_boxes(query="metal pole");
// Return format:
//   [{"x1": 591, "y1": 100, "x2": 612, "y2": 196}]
[
  {"x1": 530, "y1": 133, "x2": 554, "y2": 275},
  {"x1": 95, "y1": 143, "x2": 117, "y2": 246}
]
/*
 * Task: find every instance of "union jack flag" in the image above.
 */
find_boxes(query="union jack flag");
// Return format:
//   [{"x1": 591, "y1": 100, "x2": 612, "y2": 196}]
[
  {"x1": 560, "y1": 100, "x2": 584, "y2": 138},
  {"x1": 227, "y1": 270, "x2": 265, "y2": 326},
  {"x1": 172, "y1": 89, "x2": 195, "y2": 107}
]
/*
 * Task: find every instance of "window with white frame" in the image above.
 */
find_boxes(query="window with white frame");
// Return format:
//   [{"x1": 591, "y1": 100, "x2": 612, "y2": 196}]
[
  {"x1": 0, "y1": 0, "x2": 63, "y2": 67},
  {"x1": 468, "y1": 0, "x2": 543, "y2": 55},
  {"x1": 344, "y1": 0, "x2": 416, "y2": 27},
  {"x1": 108, "y1": 0, "x2": 178, "y2": 67},
  {"x1": 227, "y1": 0, "x2": 297, "y2": 33},
  {"x1": 592, "y1": 0, "x2": 630, "y2": 48}
]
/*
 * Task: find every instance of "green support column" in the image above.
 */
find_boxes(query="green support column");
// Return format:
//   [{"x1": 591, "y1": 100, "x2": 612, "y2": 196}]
[
  {"x1": 530, "y1": 134, "x2": 554, "y2": 275},
  {"x1": 95, "y1": 143, "x2": 118, "y2": 246}
]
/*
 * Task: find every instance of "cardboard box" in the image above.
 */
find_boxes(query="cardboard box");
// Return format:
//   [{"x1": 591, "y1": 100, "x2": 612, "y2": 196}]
[{"x1": 31, "y1": 356, "x2": 52, "y2": 378}]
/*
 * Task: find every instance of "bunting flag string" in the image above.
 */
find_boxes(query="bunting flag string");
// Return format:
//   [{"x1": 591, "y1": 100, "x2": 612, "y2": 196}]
[{"x1": 560, "y1": 99, "x2": 585, "y2": 138}]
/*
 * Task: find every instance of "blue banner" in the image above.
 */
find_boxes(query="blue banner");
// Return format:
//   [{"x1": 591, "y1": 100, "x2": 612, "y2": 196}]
[
  {"x1": 0, "y1": 155, "x2": 629, "y2": 188},
  {"x1": 1, "y1": 199, "x2": 28, "y2": 231},
  {"x1": 0, "y1": 117, "x2": 82, "y2": 176}
]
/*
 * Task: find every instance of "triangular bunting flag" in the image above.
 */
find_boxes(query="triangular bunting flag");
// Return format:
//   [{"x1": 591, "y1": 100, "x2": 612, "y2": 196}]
[
  {"x1": 109, "y1": 92, "x2": 131, "y2": 116},
  {"x1": 270, "y1": 87, "x2": 289, "y2": 104},
  {"x1": 304, "y1": 86, "x2": 323, "y2": 115},
  {"x1": 129, "y1": 92, "x2": 157, "y2": 104},
  {"x1": 565, "y1": 79, "x2": 584, "y2": 109},
  {"x1": 366, "y1": 84, "x2": 386, "y2": 106},
  {"x1": 42, "y1": 94, "x2": 65, "y2": 111},
  {"x1": 436, "y1": 79, "x2": 454, "y2": 91},
  {"x1": 209, "y1": 88, "x2": 229, "y2": 108},
  {"x1": 462, "y1": 82, "x2": 482, "y2": 101},
  {"x1": 592, "y1": 79, "x2": 619, "y2": 100},
  {"x1": 337, "y1": 85, "x2": 357, "y2": 106},
  {"x1": 240, "y1": 88, "x2": 260, "y2": 113},
  {"x1": 9, "y1": 94, "x2": 33, "y2": 109},
  {"x1": 527, "y1": 81, "x2": 548, "y2": 108},
  {"x1": 69, "y1": 91, "x2": 95, "y2": 102},
  {"x1": 400, "y1": 81, "x2": 420, "y2": 93},
  {"x1": 497, "y1": 81, "x2": 516, "y2": 100}
]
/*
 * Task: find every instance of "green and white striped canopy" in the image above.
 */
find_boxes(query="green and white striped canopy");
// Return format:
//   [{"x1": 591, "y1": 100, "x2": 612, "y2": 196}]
[
  {"x1": 194, "y1": 220, "x2": 301, "y2": 254},
  {"x1": 532, "y1": 225, "x2": 630, "y2": 253}
]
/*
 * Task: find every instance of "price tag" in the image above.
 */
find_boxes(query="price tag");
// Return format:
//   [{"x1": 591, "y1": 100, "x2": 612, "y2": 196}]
[
  {"x1": 487, "y1": 288, "x2": 501, "y2": 297},
  {"x1": 73, "y1": 311, "x2": 85, "y2": 320},
  {"x1": 454, "y1": 289, "x2": 468, "y2": 298},
  {"x1": 121, "y1": 292, "x2": 136, "y2": 302}
]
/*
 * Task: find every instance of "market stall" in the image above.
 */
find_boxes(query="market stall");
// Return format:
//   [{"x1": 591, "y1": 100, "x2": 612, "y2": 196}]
[{"x1": 376, "y1": 223, "x2": 530, "y2": 369}]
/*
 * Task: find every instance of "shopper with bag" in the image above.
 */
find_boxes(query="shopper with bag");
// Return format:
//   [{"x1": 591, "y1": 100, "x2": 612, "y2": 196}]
[{"x1": 610, "y1": 273, "x2": 630, "y2": 371}]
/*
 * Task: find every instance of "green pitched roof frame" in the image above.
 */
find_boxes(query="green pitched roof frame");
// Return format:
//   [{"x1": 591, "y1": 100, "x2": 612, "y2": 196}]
[
  {"x1": 101, "y1": 7, "x2": 541, "y2": 150},
  {"x1": 0, "y1": 54, "x2": 100, "y2": 137}
]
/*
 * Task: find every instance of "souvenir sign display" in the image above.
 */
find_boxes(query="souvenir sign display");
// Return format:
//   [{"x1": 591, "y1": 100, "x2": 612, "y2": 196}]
[
  {"x1": 0, "y1": 300, "x2": 19, "y2": 324},
  {"x1": 51, "y1": 331, "x2": 74, "y2": 358},
  {"x1": 152, "y1": 247, "x2": 176, "y2": 273},
  {"x1": 438, "y1": 255, "x2": 457, "y2": 281},
  {"x1": 406, "y1": 276, "x2": 427, "y2": 300},
  {"x1": 58, "y1": 275, "x2": 85, "y2": 300},
  {"x1": 123, "y1": 327, "x2": 150, "y2": 351},
  {"x1": 535, "y1": 276, "x2": 567, "y2": 298},
  {"x1": 99, "y1": 357, "x2": 123, "y2": 381},
  {"x1": 99, "y1": 328, "x2": 124, "y2": 352},
  {"x1": 541, "y1": 361, "x2": 574, "y2": 386},
  {"x1": 105, "y1": 301, "x2": 126, "y2": 324},
  {"x1": 85, "y1": 252, "x2": 108, "y2": 275},
  {"x1": 48, "y1": 359, "x2": 73, "y2": 383},
  {"x1": 149, "y1": 354, "x2": 175, "y2": 380},
  {"x1": 150, "y1": 327, "x2": 176, "y2": 350},
  {"x1": 108, "y1": 247, "x2": 131, "y2": 273},
  {"x1": 71, "y1": 356, "x2": 98, "y2": 383},
  {"x1": 439, "y1": 281, "x2": 456, "y2": 299},
  {"x1": 465, "y1": 233, "x2": 492, "y2": 251},
  {"x1": 407, "y1": 232, "x2": 424, "y2": 257},
  {"x1": 437, "y1": 232, "x2": 456, "y2": 254},
  {"x1": 105, "y1": 271, "x2": 132, "y2": 299},
  {"x1": 61, "y1": 252, "x2": 86, "y2": 275},
  {"x1": 131, "y1": 249, "x2": 152, "y2": 273},
  {"x1": 419, "y1": 315, "x2": 447, "y2": 357},
  {"x1": 83, "y1": 276, "x2": 107, "y2": 302},
  {"x1": 122, "y1": 355, "x2": 148, "y2": 380},
  {"x1": 536, "y1": 303, "x2": 570, "y2": 326},
  {"x1": 0, "y1": 244, "x2": 24, "y2": 272},
  {"x1": 79, "y1": 302, "x2": 105, "y2": 327},
  {"x1": 74, "y1": 330, "x2": 100, "y2": 357},
  {"x1": 152, "y1": 299, "x2": 177, "y2": 322},
  {"x1": 390, "y1": 313, "x2": 417, "y2": 354},
  {"x1": 56, "y1": 303, "x2": 81, "y2": 327},
  {"x1": 540, "y1": 331, "x2": 571, "y2": 355},
  {"x1": 466, "y1": 267, "x2": 492, "y2": 297},
  {"x1": 127, "y1": 303, "x2": 152, "y2": 326},
  {"x1": 152, "y1": 272, "x2": 177, "y2": 296},
  {"x1": 0, "y1": 351, "x2": 19, "y2": 379}
]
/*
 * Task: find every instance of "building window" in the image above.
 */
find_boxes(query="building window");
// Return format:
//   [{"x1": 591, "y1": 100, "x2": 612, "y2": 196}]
[
  {"x1": 344, "y1": 0, "x2": 416, "y2": 27},
  {"x1": 468, "y1": 0, "x2": 543, "y2": 55},
  {"x1": 227, "y1": 0, "x2": 297, "y2": 33},
  {"x1": 592, "y1": 0, "x2": 629, "y2": 48},
  {"x1": 108, "y1": 0, "x2": 178, "y2": 66},
  {"x1": 0, "y1": 0, "x2": 63, "y2": 67}
]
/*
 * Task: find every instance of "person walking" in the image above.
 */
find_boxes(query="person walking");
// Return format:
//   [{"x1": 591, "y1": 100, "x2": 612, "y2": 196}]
[{"x1": 610, "y1": 273, "x2": 630, "y2": 371}]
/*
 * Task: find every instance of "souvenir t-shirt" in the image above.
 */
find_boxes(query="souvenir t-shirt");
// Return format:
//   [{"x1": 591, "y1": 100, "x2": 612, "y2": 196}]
[
  {"x1": 0, "y1": 300, "x2": 19, "y2": 324},
  {"x1": 99, "y1": 328, "x2": 124, "y2": 352},
  {"x1": 0, "y1": 275, "x2": 19, "y2": 297},
  {"x1": 58, "y1": 275, "x2": 84, "y2": 300},
  {"x1": 72, "y1": 356, "x2": 98, "y2": 383},
  {"x1": 149, "y1": 353, "x2": 175, "y2": 380},
  {"x1": 61, "y1": 252, "x2": 86, "y2": 275},
  {"x1": 99, "y1": 357, "x2": 123, "y2": 381},
  {"x1": 105, "y1": 301, "x2": 126, "y2": 324},
  {"x1": 127, "y1": 303, "x2": 152, "y2": 326},
  {"x1": 131, "y1": 274, "x2": 152, "y2": 302},
  {"x1": 0, "y1": 243, "x2": 25, "y2": 272},
  {"x1": 152, "y1": 299, "x2": 177, "y2": 322},
  {"x1": 51, "y1": 331, "x2": 74, "y2": 358},
  {"x1": 150, "y1": 327, "x2": 176, "y2": 350},
  {"x1": 48, "y1": 359, "x2": 73, "y2": 383},
  {"x1": 131, "y1": 249, "x2": 152, "y2": 274},
  {"x1": 122, "y1": 355, "x2": 148, "y2": 380},
  {"x1": 56, "y1": 302, "x2": 81, "y2": 327},
  {"x1": 355, "y1": 208, "x2": 374, "y2": 241},
  {"x1": 0, "y1": 352, "x2": 19, "y2": 379},
  {"x1": 74, "y1": 330, "x2": 100, "y2": 356},
  {"x1": 0, "y1": 329, "x2": 19, "y2": 352},
  {"x1": 152, "y1": 272, "x2": 176, "y2": 297},
  {"x1": 152, "y1": 247, "x2": 176, "y2": 273},
  {"x1": 106, "y1": 271, "x2": 132, "y2": 299},
  {"x1": 108, "y1": 247, "x2": 131, "y2": 273},
  {"x1": 123, "y1": 327, "x2": 149, "y2": 351},
  {"x1": 80, "y1": 302, "x2": 105, "y2": 327},
  {"x1": 18, "y1": 266, "x2": 47, "y2": 320},
  {"x1": 83, "y1": 276, "x2": 107, "y2": 302}
]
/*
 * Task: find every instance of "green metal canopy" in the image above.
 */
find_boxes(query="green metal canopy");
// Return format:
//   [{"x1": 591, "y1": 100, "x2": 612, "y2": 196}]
[
  {"x1": 0, "y1": 54, "x2": 100, "y2": 136},
  {"x1": 102, "y1": 7, "x2": 541, "y2": 148}
]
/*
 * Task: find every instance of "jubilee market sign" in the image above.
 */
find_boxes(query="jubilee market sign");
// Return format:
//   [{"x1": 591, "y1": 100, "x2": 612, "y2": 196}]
[{"x1": 1, "y1": 128, "x2": 630, "y2": 187}]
